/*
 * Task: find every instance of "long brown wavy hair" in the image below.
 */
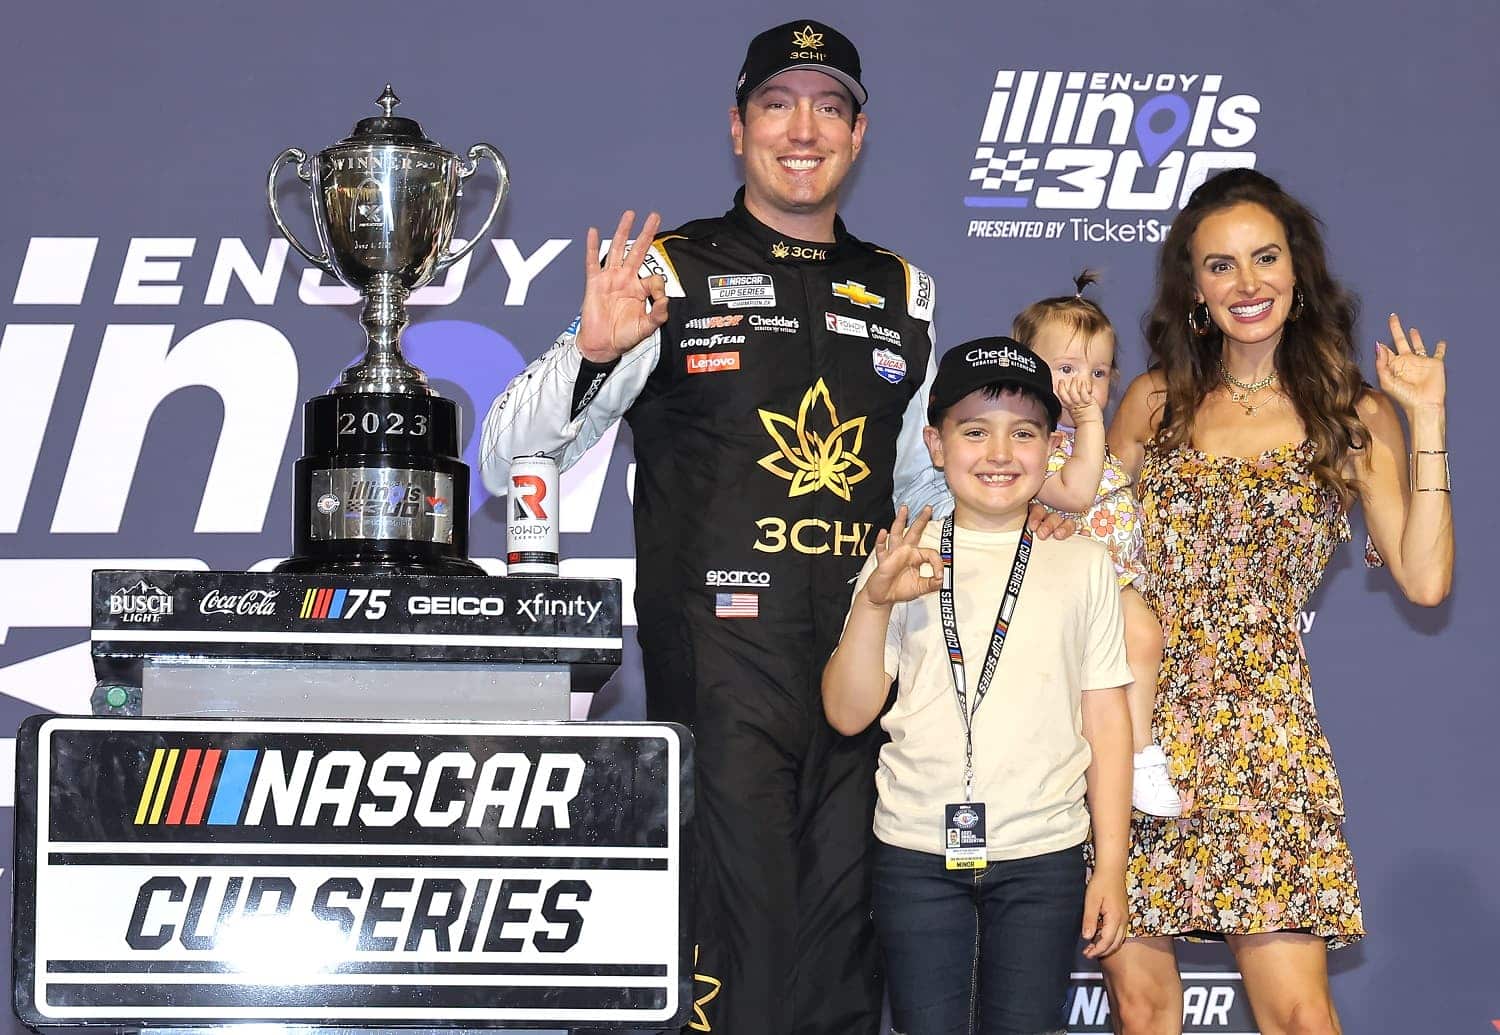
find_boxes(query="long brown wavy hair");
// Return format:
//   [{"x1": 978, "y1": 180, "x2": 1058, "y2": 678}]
[{"x1": 1144, "y1": 168, "x2": 1368, "y2": 507}]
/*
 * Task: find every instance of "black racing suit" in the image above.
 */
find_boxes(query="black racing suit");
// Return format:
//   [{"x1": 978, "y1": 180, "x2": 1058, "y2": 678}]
[{"x1": 480, "y1": 191, "x2": 945, "y2": 1034}]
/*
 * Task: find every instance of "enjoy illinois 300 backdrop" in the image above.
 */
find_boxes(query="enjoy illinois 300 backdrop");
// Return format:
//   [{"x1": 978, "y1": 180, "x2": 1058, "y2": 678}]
[{"x1": 0, "y1": 2, "x2": 1491, "y2": 1032}]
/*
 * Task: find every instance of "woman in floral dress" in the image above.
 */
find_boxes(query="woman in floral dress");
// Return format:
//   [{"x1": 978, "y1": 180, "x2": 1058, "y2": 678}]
[{"x1": 1103, "y1": 169, "x2": 1453, "y2": 1035}]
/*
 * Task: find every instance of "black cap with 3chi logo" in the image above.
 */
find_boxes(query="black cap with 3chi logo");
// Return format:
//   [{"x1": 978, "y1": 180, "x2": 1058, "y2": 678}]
[{"x1": 735, "y1": 20, "x2": 867, "y2": 108}]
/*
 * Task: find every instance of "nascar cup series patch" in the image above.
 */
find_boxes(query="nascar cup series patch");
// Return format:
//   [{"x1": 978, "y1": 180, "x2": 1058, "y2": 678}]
[{"x1": 13, "y1": 716, "x2": 693, "y2": 1029}]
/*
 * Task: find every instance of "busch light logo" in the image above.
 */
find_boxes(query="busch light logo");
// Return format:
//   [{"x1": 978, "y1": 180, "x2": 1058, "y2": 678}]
[
  {"x1": 964, "y1": 70, "x2": 1261, "y2": 244},
  {"x1": 108, "y1": 579, "x2": 174, "y2": 624}
]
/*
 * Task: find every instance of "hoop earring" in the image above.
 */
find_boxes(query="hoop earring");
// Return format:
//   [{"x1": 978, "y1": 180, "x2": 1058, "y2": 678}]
[
  {"x1": 1187, "y1": 301, "x2": 1212, "y2": 337},
  {"x1": 1288, "y1": 286, "x2": 1306, "y2": 322}
]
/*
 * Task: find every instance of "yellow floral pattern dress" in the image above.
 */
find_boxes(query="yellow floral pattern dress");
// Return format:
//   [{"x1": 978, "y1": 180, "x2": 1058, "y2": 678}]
[
  {"x1": 1126, "y1": 441, "x2": 1364, "y2": 948},
  {"x1": 1045, "y1": 431, "x2": 1148, "y2": 588}
]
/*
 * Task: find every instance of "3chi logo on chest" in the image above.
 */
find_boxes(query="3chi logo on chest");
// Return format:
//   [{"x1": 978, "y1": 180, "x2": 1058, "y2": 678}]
[{"x1": 752, "y1": 379, "x2": 876, "y2": 557}]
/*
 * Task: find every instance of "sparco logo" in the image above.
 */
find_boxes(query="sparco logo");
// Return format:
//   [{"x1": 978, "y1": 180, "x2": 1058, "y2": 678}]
[
  {"x1": 679, "y1": 333, "x2": 747, "y2": 350},
  {"x1": 198, "y1": 589, "x2": 279, "y2": 616},
  {"x1": 705, "y1": 569, "x2": 771, "y2": 588},
  {"x1": 108, "y1": 580, "x2": 173, "y2": 623}
]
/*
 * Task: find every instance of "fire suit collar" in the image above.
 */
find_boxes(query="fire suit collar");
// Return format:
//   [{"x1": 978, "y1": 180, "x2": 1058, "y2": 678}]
[{"x1": 728, "y1": 188, "x2": 848, "y2": 264}]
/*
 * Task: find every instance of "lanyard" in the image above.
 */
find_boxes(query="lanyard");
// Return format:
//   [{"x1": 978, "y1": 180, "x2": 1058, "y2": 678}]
[{"x1": 938, "y1": 513, "x2": 1033, "y2": 801}]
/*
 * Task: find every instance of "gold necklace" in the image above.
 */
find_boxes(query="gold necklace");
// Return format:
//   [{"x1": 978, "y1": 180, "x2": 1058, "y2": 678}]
[{"x1": 1221, "y1": 364, "x2": 1278, "y2": 416}]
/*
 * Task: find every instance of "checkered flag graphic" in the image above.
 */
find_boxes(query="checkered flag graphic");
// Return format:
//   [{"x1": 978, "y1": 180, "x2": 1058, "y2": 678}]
[{"x1": 969, "y1": 147, "x2": 1040, "y2": 192}]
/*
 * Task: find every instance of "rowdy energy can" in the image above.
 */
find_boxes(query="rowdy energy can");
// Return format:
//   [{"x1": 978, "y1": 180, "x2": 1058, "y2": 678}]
[{"x1": 506, "y1": 454, "x2": 560, "y2": 576}]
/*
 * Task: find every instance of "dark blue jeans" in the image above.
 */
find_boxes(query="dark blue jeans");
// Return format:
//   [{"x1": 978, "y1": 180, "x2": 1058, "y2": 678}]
[{"x1": 871, "y1": 841, "x2": 1085, "y2": 1035}]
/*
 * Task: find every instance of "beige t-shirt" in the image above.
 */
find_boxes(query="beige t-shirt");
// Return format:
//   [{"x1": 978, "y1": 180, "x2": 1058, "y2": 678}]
[{"x1": 853, "y1": 523, "x2": 1130, "y2": 860}]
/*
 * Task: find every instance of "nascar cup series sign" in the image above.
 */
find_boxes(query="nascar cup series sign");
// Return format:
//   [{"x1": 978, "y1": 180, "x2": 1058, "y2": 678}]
[{"x1": 13, "y1": 717, "x2": 692, "y2": 1028}]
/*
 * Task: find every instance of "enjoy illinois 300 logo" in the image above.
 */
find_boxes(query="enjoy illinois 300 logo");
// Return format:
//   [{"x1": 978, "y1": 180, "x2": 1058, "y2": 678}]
[{"x1": 963, "y1": 69, "x2": 1263, "y2": 242}]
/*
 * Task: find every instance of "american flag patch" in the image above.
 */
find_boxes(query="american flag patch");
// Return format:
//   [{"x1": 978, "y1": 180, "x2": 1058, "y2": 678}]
[{"x1": 714, "y1": 593, "x2": 759, "y2": 618}]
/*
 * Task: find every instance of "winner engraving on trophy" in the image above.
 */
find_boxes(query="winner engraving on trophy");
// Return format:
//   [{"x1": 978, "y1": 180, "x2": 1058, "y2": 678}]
[{"x1": 268, "y1": 86, "x2": 510, "y2": 574}]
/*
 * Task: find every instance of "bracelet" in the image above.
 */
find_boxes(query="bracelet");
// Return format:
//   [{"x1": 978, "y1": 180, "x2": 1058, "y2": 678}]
[{"x1": 1409, "y1": 449, "x2": 1451, "y2": 493}]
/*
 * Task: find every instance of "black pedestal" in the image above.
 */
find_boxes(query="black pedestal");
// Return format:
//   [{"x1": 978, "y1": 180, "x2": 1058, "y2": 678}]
[{"x1": 278, "y1": 392, "x2": 483, "y2": 574}]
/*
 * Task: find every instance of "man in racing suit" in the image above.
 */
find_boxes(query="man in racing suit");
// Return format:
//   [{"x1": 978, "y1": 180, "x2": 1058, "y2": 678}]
[{"x1": 480, "y1": 21, "x2": 945, "y2": 1033}]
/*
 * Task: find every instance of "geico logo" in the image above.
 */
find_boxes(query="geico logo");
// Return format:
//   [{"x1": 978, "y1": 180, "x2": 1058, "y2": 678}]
[
  {"x1": 408, "y1": 595, "x2": 506, "y2": 616},
  {"x1": 965, "y1": 346, "x2": 1035, "y2": 371},
  {"x1": 679, "y1": 333, "x2": 747, "y2": 349},
  {"x1": 753, "y1": 518, "x2": 874, "y2": 556},
  {"x1": 706, "y1": 569, "x2": 771, "y2": 587},
  {"x1": 237, "y1": 748, "x2": 587, "y2": 830},
  {"x1": 126, "y1": 872, "x2": 592, "y2": 954}
]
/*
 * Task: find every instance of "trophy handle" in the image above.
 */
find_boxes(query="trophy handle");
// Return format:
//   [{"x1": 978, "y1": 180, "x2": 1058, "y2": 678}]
[
  {"x1": 434, "y1": 142, "x2": 511, "y2": 272},
  {"x1": 267, "y1": 147, "x2": 335, "y2": 274}
]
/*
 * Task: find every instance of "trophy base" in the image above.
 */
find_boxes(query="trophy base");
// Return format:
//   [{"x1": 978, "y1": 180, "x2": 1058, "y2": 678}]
[
  {"x1": 286, "y1": 393, "x2": 486, "y2": 576},
  {"x1": 273, "y1": 550, "x2": 486, "y2": 576}
]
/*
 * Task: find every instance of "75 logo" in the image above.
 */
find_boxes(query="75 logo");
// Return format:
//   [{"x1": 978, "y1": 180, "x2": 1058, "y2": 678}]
[{"x1": 298, "y1": 587, "x2": 390, "y2": 621}]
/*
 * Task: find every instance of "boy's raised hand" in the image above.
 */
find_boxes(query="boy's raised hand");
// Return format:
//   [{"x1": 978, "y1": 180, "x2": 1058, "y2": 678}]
[{"x1": 863, "y1": 505, "x2": 944, "y2": 607}]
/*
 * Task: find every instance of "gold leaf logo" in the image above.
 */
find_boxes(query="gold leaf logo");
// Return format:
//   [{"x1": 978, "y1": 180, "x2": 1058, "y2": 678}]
[
  {"x1": 757, "y1": 379, "x2": 870, "y2": 500},
  {"x1": 771, "y1": 241, "x2": 791, "y2": 259},
  {"x1": 689, "y1": 945, "x2": 722, "y2": 1032},
  {"x1": 792, "y1": 24, "x2": 825, "y2": 49}
]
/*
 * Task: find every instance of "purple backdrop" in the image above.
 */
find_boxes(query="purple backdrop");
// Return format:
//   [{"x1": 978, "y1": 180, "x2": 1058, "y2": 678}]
[{"x1": 1, "y1": 2, "x2": 1491, "y2": 1032}]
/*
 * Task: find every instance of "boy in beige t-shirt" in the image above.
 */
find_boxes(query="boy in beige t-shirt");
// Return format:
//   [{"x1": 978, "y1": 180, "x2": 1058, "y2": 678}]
[{"x1": 823, "y1": 337, "x2": 1132, "y2": 1035}]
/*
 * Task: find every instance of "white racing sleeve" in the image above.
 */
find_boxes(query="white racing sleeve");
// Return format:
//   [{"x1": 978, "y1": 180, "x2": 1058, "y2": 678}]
[
  {"x1": 890, "y1": 264, "x2": 953, "y2": 517},
  {"x1": 477, "y1": 242, "x2": 683, "y2": 494}
]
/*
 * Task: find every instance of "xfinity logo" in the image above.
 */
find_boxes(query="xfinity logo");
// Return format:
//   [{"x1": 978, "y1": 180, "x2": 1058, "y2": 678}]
[{"x1": 705, "y1": 569, "x2": 771, "y2": 588}]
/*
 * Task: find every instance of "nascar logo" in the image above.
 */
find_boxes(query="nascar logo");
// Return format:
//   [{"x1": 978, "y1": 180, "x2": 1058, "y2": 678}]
[
  {"x1": 134, "y1": 745, "x2": 586, "y2": 829},
  {"x1": 134, "y1": 747, "x2": 254, "y2": 826}
]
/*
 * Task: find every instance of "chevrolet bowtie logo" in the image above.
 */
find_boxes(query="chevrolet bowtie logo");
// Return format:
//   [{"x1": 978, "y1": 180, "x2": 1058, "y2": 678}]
[
  {"x1": 833, "y1": 280, "x2": 886, "y2": 309},
  {"x1": 757, "y1": 378, "x2": 870, "y2": 500},
  {"x1": 792, "y1": 25, "x2": 824, "y2": 50},
  {"x1": 771, "y1": 241, "x2": 791, "y2": 259}
]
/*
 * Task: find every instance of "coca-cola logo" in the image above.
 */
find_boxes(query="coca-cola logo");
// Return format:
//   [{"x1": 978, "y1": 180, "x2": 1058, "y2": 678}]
[{"x1": 198, "y1": 589, "x2": 280, "y2": 617}]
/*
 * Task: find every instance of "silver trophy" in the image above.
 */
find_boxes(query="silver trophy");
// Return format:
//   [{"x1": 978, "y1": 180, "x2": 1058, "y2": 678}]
[
  {"x1": 267, "y1": 87, "x2": 509, "y2": 573},
  {"x1": 269, "y1": 84, "x2": 509, "y2": 394}
]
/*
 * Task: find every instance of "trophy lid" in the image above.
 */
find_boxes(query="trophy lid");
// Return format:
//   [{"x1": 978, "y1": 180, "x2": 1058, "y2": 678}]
[{"x1": 338, "y1": 85, "x2": 441, "y2": 148}]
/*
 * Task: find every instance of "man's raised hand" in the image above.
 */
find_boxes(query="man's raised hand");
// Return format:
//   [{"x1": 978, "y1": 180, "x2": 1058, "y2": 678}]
[{"x1": 575, "y1": 210, "x2": 670, "y2": 363}]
